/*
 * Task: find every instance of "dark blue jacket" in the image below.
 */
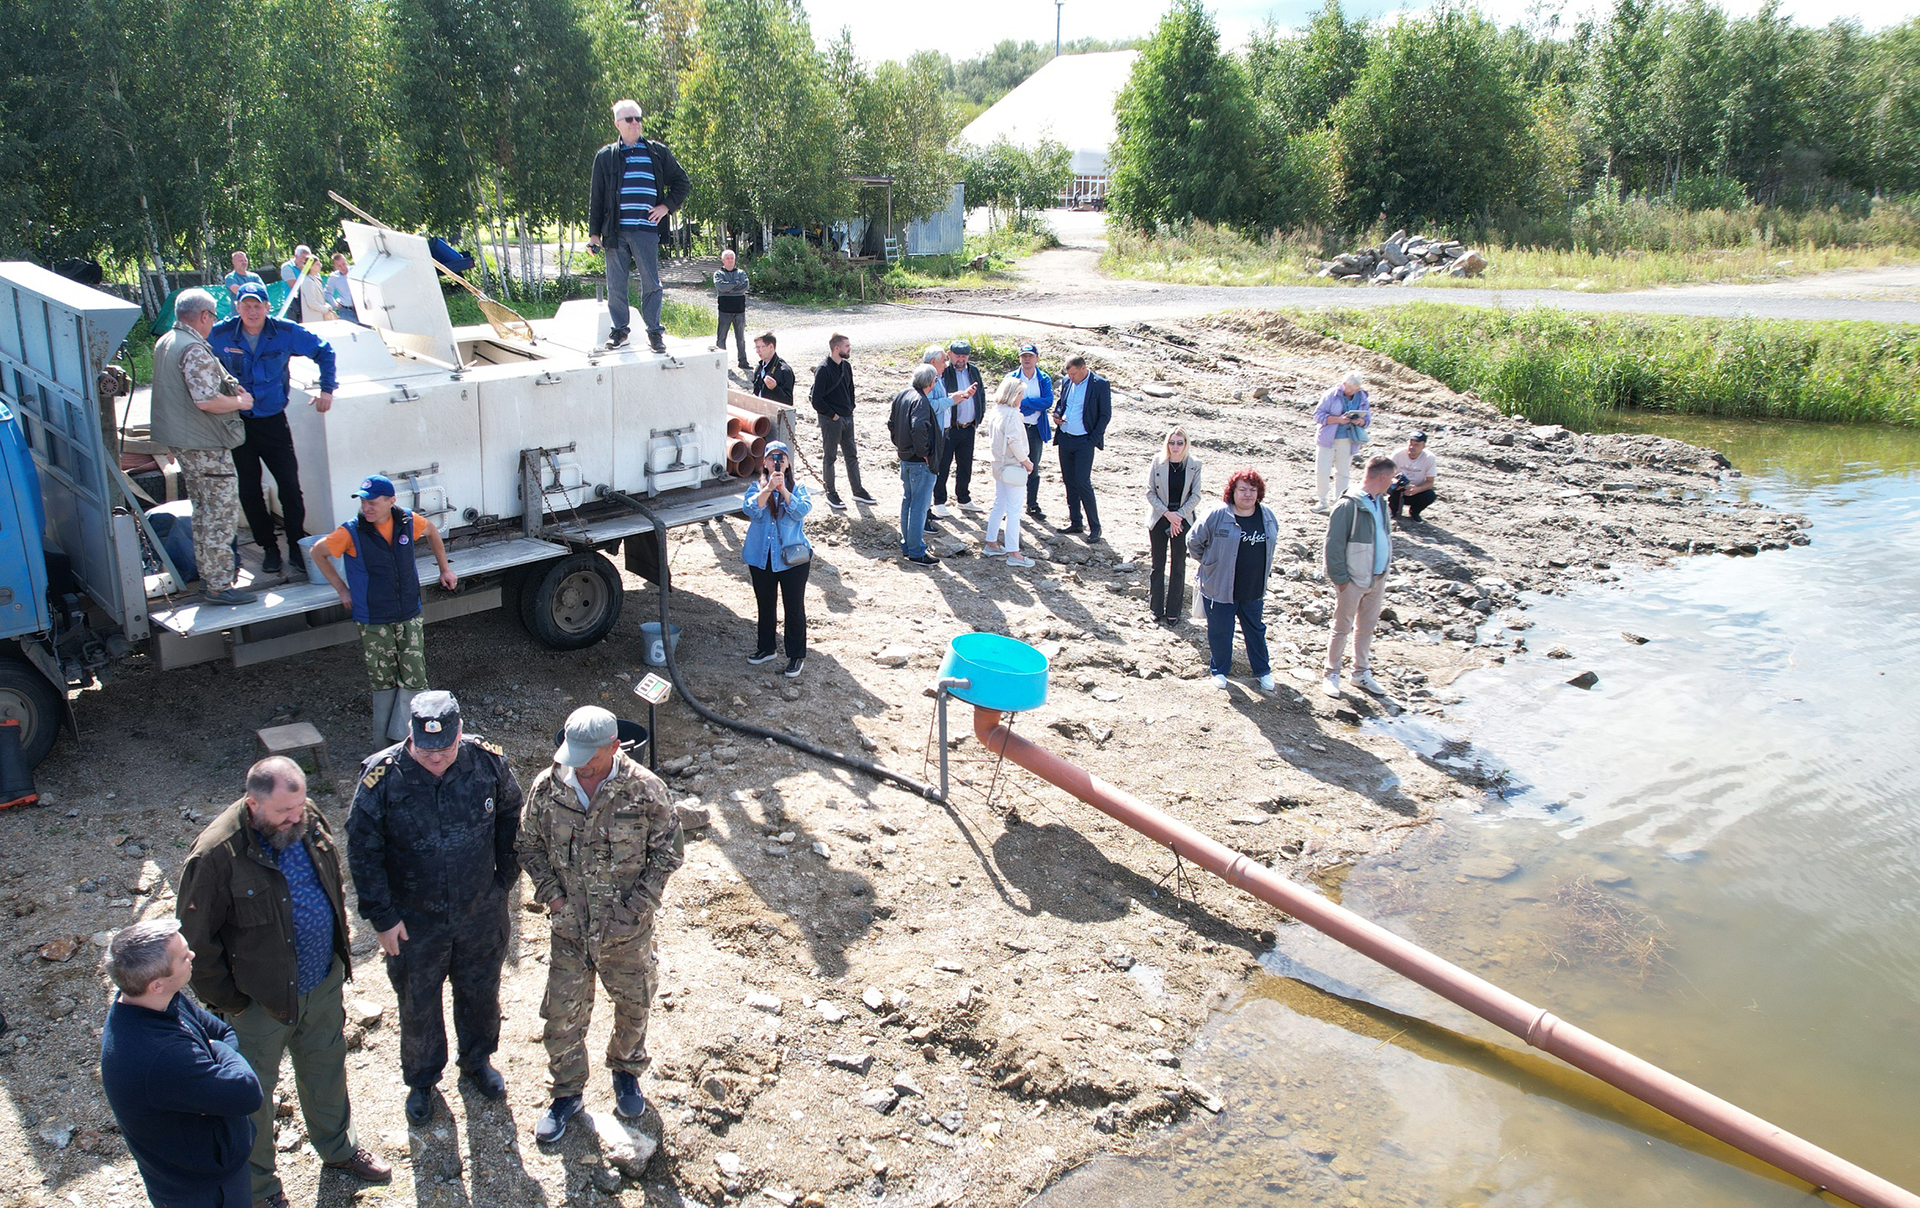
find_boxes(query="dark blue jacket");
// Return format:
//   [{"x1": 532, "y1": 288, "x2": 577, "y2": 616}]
[
  {"x1": 1009, "y1": 369, "x2": 1053, "y2": 441},
  {"x1": 208, "y1": 316, "x2": 338, "y2": 419},
  {"x1": 100, "y1": 993, "x2": 262, "y2": 1208},
  {"x1": 342, "y1": 508, "x2": 423, "y2": 625},
  {"x1": 1053, "y1": 372, "x2": 1113, "y2": 449}
]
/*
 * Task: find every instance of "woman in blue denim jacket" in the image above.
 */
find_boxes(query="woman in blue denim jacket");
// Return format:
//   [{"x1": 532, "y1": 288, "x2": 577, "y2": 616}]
[{"x1": 741, "y1": 441, "x2": 813, "y2": 677}]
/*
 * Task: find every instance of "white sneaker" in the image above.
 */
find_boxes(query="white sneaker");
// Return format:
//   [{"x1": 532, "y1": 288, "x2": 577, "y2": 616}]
[
  {"x1": 930, "y1": 504, "x2": 951, "y2": 519},
  {"x1": 1322, "y1": 672, "x2": 1342, "y2": 698},
  {"x1": 1352, "y1": 670, "x2": 1386, "y2": 696},
  {"x1": 982, "y1": 543, "x2": 1007, "y2": 557},
  {"x1": 1005, "y1": 554, "x2": 1035, "y2": 568},
  {"x1": 1311, "y1": 501, "x2": 1330, "y2": 514},
  {"x1": 1258, "y1": 673, "x2": 1275, "y2": 692},
  {"x1": 1210, "y1": 673, "x2": 1230, "y2": 690}
]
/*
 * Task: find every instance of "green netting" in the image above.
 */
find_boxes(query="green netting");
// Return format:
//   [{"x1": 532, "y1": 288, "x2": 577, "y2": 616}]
[{"x1": 148, "y1": 280, "x2": 294, "y2": 336}]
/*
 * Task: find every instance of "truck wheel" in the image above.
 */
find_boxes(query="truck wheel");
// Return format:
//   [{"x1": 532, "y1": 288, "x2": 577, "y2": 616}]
[
  {"x1": 0, "y1": 658, "x2": 64, "y2": 767},
  {"x1": 518, "y1": 552, "x2": 623, "y2": 650}
]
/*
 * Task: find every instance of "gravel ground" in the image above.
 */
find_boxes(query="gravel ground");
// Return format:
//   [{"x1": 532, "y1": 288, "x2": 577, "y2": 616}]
[{"x1": 0, "y1": 313, "x2": 1803, "y2": 1208}]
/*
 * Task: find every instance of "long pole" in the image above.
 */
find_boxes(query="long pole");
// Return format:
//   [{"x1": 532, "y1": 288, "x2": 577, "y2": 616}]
[
  {"x1": 970, "y1": 706, "x2": 1920, "y2": 1208},
  {"x1": 1055, "y1": 1, "x2": 1063, "y2": 56}
]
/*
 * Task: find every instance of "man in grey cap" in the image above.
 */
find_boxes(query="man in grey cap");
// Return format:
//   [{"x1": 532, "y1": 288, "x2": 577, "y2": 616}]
[
  {"x1": 346, "y1": 691, "x2": 524, "y2": 1127},
  {"x1": 519, "y1": 707, "x2": 682, "y2": 1143},
  {"x1": 935, "y1": 339, "x2": 984, "y2": 514}
]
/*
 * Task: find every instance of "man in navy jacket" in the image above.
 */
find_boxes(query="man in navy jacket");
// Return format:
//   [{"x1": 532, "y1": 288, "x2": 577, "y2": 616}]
[
  {"x1": 1051, "y1": 355, "x2": 1113, "y2": 540},
  {"x1": 100, "y1": 918, "x2": 264, "y2": 1208},
  {"x1": 209, "y1": 282, "x2": 337, "y2": 575}
]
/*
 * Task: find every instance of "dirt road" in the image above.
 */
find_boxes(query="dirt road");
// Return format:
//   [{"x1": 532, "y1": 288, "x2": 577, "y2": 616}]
[{"x1": 0, "y1": 314, "x2": 1802, "y2": 1208}]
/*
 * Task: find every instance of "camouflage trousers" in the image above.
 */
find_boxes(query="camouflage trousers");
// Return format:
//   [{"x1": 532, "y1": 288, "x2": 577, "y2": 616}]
[
  {"x1": 358, "y1": 616, "x2": 428, "y2": 690},
  {"x1": 541, "y1": 915, "x2": 658, "y2": 1097},
  {"x1": 169, "y1": 447, "x2": 241, "y2": 591}
]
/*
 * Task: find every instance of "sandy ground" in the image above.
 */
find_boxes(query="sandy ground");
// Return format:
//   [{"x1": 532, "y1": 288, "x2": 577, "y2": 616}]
[{"x1": 0, "y1": 313, "x2": 1804, "y2": 1208}]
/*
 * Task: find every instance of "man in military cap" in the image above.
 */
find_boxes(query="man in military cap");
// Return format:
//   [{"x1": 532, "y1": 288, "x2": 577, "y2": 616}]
[
  {"x1": 346, "y1": 691, "x2": 524, "y2": 1127},
  {"x1": 518, "y1": 706, "x2": 683, "y2": 1143}
]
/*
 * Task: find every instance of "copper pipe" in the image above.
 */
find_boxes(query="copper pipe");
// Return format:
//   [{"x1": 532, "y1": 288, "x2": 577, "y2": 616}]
[
  {"x1": 726, "y1": 436, "x2": 752, "y2": 463},
  {"x1": 970, "y1": 706, "x2": 1919, "y2": 1208},
  {"x1": 727, "y1": 416, "x2": 745, "y2": 437},
  {"x1": 727, "y1": 405, "x2": 773, "y2": 438}
]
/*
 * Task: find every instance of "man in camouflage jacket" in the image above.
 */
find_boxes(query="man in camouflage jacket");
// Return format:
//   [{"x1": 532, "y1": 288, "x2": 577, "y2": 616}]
[{"x1": 519, "y1": 706, "x2": 682, "y2": 1143}]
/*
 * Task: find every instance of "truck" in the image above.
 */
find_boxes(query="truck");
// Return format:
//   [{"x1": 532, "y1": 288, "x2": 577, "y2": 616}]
[{"x1": 0, "y1": 222, "x2": 789, "y2": 767}]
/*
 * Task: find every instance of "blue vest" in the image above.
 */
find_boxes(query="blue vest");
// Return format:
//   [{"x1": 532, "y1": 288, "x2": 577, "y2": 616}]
[{"x1": 342, "y1": 508, "x2": 422, "y2": 625}]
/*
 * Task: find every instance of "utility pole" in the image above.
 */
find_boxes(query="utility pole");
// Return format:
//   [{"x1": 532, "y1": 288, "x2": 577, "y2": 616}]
[{"x1": 1055, "y1": 1, "x2": 1063, "y2": 56}]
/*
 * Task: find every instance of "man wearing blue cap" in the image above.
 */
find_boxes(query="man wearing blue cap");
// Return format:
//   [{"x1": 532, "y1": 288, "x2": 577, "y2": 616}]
[
  {"x1": 1004, "y1": 345, "x2": 1052, "y2": 521},
  {"x1": 347, "y1": 691, "x2": 524, "y2": 1127},
  {"x1": 209, "y1": 282, "x2": 338, "y2": 575},
  {"x1": 519, "y1": 706, "x2": 682, "y2": 1143},
  {"x1": 313, "y1": 475, "x2": 458, "y2": 746}
]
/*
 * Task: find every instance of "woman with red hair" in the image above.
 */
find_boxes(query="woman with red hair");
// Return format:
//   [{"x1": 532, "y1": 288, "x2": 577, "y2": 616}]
[{"x1": 1185, "y1": 468, "x2": 1280, "y2": 691}]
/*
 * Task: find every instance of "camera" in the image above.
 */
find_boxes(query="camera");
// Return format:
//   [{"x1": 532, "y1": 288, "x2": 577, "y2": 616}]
[{"x1": 1391, "y1": 473, "x2": 1410, "y2": 491}]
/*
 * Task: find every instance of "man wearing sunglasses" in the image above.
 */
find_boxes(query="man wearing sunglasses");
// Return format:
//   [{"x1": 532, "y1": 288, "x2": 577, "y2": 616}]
[{"x1": 587, "y1": 100, "x2": 691, "y2": 354}]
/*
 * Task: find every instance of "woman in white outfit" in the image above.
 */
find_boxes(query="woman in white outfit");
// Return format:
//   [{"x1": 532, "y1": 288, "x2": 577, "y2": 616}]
[{"x1": 981, "y1": 378, "x2": 1035, "y2": 568}]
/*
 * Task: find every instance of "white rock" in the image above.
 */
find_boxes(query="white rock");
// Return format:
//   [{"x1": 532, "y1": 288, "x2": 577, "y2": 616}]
[
  {"x1": 744, "y1": 991, "x2": 783, "y2": 1014},
  {"x1": 816, "y1": 1000, "x2": 848, "y2": 1023},
  {"x1": 348, "y1": 998, "x2": 384, "y2": 1027},
  {"x1": 873, "y1": 645, "x2": 914, "y2": 668},
  {"x1": 715, "y1": 1150, "x2": 742, "y2": 1177},
  {"x1": 862, "y1": 986, "x2": 887, "y2": 1012},
  {"x1": 586, "y1": 1111, "x2": 656, "y2": 1175}
]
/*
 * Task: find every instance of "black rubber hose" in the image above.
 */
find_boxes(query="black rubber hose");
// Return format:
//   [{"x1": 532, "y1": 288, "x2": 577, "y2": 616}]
[{"x1": 629, "y1": 496, "x2": 942, "y2": 802}]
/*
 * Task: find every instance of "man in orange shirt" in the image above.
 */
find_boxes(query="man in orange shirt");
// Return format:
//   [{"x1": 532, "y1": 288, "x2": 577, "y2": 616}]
[{"x1": 312, "y1": 476, "x2": 458, "y2": 746}]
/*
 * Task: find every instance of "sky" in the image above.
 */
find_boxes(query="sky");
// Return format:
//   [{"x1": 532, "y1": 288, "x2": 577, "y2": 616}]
[{"x1": 805, "y1": 0, "x2": 1920, "y2": 62}]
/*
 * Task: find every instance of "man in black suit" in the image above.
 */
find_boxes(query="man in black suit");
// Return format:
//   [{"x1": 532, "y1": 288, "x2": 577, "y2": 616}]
[{"x1": 1051, "y1": 354, "x2": 1113, "y2": 540}]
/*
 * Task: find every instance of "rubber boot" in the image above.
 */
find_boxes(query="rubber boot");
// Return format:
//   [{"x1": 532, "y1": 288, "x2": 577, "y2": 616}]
[
  {"x1": 369, "y1": 689, "x2": 398, "y2": 750},
  {"x1": 389, "y1": 688, "x2": 421, "y2": 744}
]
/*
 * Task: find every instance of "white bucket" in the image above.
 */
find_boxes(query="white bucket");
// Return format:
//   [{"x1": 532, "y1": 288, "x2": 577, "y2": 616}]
[{"x1": 640, "y1": 622, "x2": 682, "y2": 667}]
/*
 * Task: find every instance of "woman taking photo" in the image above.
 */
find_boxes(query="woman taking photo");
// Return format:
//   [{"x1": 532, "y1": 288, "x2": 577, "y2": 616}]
[
  {"x1": 741, "y1": 440, "x2": 812, "y2": 678},
  {"x1": 1187, "y1": 468, "x2": 1280, "y2": 692},
  {"x1": 1144, "y1": 426, "x2": 1202, "y2": 623},
  {"x1": 981, "y1": 378, "x2": 1036, "y2": 569}
]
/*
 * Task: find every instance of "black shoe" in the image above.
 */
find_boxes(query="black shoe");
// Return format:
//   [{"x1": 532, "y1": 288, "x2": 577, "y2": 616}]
[
  {"x1": 463, "y1": 1061, "x2": 506, "y2": 1100},
  {"x1": 204, "y1": 587, "x2": 258, "y2": 606},
  {"x1": 923, "y1": 518, "x2": 942, "y2": 533},
  {"x1": 1056, "y1": 522, "x2": 1085, "y2": 535},
  {"x1": 647, "y1": 330, "x2": 668, "y2": 353},
  {"x1": 851, "y1": 490, "x2": 877, "y2": 505},
  {"x1": 747, "y1": 648, "x2": 779, "y2": 665},
  {"x1": 535, "y1": 1094, "x2": 584, "y2": 1144},
  {"x1": 606, "y1": 326, "x2": 631, "y2": 349},
  {"x1": 827, "y1": 493, "x2": 846, "y2": 511},
  {"x1": 286, "y1": 543, "x2": 306, "y2": 574},
  {"x1": 612, "y1": 1072, "x2": 648, "y2": 1121},
  {"x1": 260, "y1": 546, "x2": 283, "y2": 575},
  {"x1": 783, "y1": 657, "x2": 804, "y2": 679},
  {"x1": 737, "y1": 361, "x2": 752, "y2": 371},
  {"x1": 405, "y1": 1085, "x2": 435, "y2": 1125},
  {"x1": 1088, "y1": 529, "x2": 1104, "y2": 543},
  {"x1": 1026, "y1": 507, "x2": 1046, "y2": 521},
  {"x1": 906, "y1": 552, "x2": 940, "y2": 566}
]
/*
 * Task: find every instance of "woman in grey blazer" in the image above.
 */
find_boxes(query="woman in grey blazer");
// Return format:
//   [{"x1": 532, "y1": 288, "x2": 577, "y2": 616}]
[
  {"x1": 1186, "y1": 468, "x2": 1280, "y2": 691},
  {"x1": 1144, "y1": 427, "x2": 1202, "y2": 623}
]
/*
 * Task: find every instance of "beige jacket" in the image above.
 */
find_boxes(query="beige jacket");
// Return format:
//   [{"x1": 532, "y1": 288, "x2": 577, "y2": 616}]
[
  {"x1": 1145, "y1": 454, "x2": 1203, "y2": 530},
  {"x1": 985, "y1": 403, "x2": 1027, "y2": 477}
]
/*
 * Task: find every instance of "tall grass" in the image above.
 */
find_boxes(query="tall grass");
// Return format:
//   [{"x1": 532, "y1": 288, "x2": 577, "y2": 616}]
[
  {"x1": 1299, "y1": 304, "x2": 1920, "y2": 429},
  {"x1": 1102, "y1": 197, "x2": 1920, "y2": 292}
]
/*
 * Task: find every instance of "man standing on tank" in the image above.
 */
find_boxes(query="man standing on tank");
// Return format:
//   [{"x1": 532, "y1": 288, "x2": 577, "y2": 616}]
[
  {"x1": 587, "y1": 99, "x2": 691, "y2": 354},
  {"x1": 346, "y1": 691, "x2": 524, "y2": 1128}
]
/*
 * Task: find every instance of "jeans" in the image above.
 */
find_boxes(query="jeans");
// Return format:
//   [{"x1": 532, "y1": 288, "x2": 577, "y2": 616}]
[
  {"x1": 934, "y1": 424, "x2": 977, "y2": 505},
  {"x1": 1204, "y1": 596, "x2": 1270, "y2": 677},
  {"x1": 1149, "y1": 517, "x2": 1187, "y2": 619},
  {"x1": 899, "y1": 460, "x2": 934, "y2": 557},
  {"x1": 1024, "y1": 424, "x2": 1046, "y2": 510},
  {"x1": 232, "y1": 411, "x2": 305, "y2": 556},
  {"x1": 1056, "y1": 433, "x2": 1099, "y2": 531},
  {"x1": 748, "y1": 560, "x2": 810, "y2": 658},
  {"x1": 1327, "y1": 574, "x2": 1389, "y2": 674},
  {"x1": 985, "y1": 478, "x2": 1023, "y2": 553},
  {"x1": 715, "y1": 309, "x2": 747, "y2": 366},
  {"x1": 1389, "y1": 485, "x2": 1436, "y2": 519},
  {"x1": 1315, "y1": 438, "x2": 1354, "y2": 504},
  {"x1": 231, "y1": 958, "x2": 358, "y2": 1198},
  {"x1": 819, "y1": 413, "x2": 866, "y2": 498},
  {"x1": 605, "y1": 227, "x2": 663, "y2": 335}
]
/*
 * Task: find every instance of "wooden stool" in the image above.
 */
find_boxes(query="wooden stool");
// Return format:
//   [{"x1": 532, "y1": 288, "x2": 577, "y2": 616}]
[{"x1": 255, "y1": 722, "x2": 331, "y2": 781}]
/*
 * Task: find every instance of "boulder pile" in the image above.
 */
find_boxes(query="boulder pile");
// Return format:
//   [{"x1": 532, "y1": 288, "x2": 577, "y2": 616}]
[{"x1": 1317, "y1": 229, "x2": 1489, "y2": 284}]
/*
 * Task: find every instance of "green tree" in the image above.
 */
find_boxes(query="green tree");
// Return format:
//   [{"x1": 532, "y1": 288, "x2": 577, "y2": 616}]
[
  {"x1": 1332, "y1": 6, "x2": 1539, "y2": 228},
  {"x1": 1107, "y1": 0, "x2": 1261, "y2": 231},
  {"x1": 830, "y1": 35, "x2": 961, "y2": 242},
  {"x1": 962, "y1": 137, "x2": 1070, "y2": 227},
  {"x1": 1246, "y1": 0, "x2": 1368, "y2": 141}
]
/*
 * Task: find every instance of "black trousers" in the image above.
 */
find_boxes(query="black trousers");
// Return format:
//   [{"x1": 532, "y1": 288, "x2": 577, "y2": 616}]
[
  {"x1": 748, "y1": 560, "x2": 810, "y2": 659},
  {"x1": 934, "y1": 424, "x2": 977, "y2": 505},
  {"x1": 1056, "y1": 433, "x2": 1100, "y2": 532},
  {"x1": 818, "y1": 413, "x2": 866, "y2": 498},
  {"x1": 232, "y1": 411, "x2": 306, "y2": 555},
  {"x1": 1024, "y1": 425, "x2": 1046, "y2": 510},
  {"x1": 384, "y1": 889, "x2": 509, "y2": 1089},
  {"x1": 1149, "y1": 517, "x2": 1188, "y2": 619},
  {"x1": 1389, "y1": 485, "x2": 1437, "y2": 519},
  {"x1": 715, "y1": 310, "x2": 748, "y2": 367}
]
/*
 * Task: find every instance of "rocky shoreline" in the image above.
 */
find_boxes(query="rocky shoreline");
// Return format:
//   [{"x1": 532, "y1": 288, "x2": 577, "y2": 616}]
[{"x1": 0, "y1": 313, "x2": 1805, "y2": 1208}]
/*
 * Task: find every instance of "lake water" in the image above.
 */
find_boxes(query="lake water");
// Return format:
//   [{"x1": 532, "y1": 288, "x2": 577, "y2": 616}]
[{"x1": 1039, "y1": 416, "x2": 1920, "y2": 1207}]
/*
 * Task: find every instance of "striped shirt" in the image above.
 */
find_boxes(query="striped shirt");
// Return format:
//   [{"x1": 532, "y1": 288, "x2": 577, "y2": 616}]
[{"x1": 618, "y1": 141, "x2": 661, "y2": 230}]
